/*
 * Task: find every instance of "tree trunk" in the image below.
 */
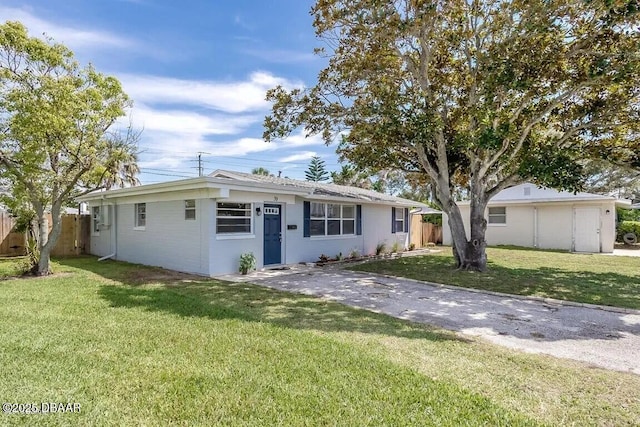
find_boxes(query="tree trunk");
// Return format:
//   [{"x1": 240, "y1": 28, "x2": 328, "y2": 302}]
[
  {"x1": 34, "y1": 203, "x2": 64, "y2": 276},
  {"x1": 34, "y1": 210, "x2": 49, "y2": 276},
  {"x1": 443, "y1": 189, "x2": 489, "y2": 272}
]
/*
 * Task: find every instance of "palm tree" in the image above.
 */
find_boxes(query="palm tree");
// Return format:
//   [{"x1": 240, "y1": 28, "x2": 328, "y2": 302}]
[{"x1": 251, "y1": 167, "x2": 271, "y2": 176}]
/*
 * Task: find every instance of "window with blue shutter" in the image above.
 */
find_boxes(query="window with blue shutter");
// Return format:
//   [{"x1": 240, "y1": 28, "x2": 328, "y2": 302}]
[
  {"x1": 391, "y1": 207, "x2": 396, "y2": 234},
  {"x1": 303, "y1": 201, "x2": 311, "y2": 237}
]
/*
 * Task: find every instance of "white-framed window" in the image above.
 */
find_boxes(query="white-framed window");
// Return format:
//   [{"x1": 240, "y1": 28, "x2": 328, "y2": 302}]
[
  {"x1": 488, "y1": 206, "x2": 506, "y2": 225},
  {"x1": 185, "y1": 199, "x2": 196, "y2": 220},
  {"x1": 92, "y1": 206, "x2": 100, "y2": 235},
  {"x1": 310, "y1": 202, "x2": 355, "y2": 236},
  {"x1": 394, "y1": 207, "x2": 406, "y2": 233},
  {"x1": 134, "y1": 203, "x2": 146, "y2": 229},
  {"x1": 216, "y1": 202, "x2": 252, "y2": 234}
]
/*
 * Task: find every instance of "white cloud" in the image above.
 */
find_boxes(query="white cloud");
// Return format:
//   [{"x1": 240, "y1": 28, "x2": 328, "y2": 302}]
[
  {"x1": 278, "y1": 151, "x2": 317, "y2": 163},
  {"x1": 136, "y1": 130, "x2": 326, "y2": 169},
  {"x1": 0, "y1": 6, "x2": 134, "y2": 50},
  {"x1": 119, "y1": 71, "x2": 302, "y2": 114},
  {"x1": 127, "y1": 103, "x2": 259, "y2": 136}
]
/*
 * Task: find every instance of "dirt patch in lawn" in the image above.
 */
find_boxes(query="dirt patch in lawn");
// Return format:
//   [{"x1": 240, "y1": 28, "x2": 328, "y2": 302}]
[{"x1": 123, "y1": 267, "x2": 202, "y2": 285}]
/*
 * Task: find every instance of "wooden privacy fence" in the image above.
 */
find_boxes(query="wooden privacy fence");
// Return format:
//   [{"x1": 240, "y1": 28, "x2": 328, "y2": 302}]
[
  {"x1": 0, "y1": 211, "x2": 90, "y2": 257},
  {"x1": 410, "y1": 214, "x2": 443, "y2": 248}
]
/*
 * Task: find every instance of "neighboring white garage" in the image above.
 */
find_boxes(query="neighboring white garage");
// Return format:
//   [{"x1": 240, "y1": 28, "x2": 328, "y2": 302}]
[{"x1": 442, "y1": 183, "x2": 631, "y2": 253}]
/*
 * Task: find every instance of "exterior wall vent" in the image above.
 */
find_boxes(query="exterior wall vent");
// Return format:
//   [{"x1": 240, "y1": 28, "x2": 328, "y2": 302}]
[{"x1": 524, "y1": 187, "x2": 531, "y2": 196}]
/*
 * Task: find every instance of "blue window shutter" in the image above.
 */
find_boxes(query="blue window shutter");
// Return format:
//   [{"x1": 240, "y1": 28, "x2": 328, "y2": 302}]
[
  {"x1": 391, "y1": 207, "x2": 396, "y2": 234},
  {"x1": 303, "y1": 201, "x2": 310, "y2": 237},
  {"x1": 404, "y1": 208, "x2": 409, "y2": 233},
  {"x1": 356, "y1": 205, "x2": 362, "y2": 235}
]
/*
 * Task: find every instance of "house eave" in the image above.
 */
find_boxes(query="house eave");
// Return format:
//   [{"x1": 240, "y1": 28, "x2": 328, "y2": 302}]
[
  {"x1": 456, "y1": 197, "x2": 619, "y2": 206},
  {"x1": 77, "y1": 176, "x2": 311, "y2": 202}
]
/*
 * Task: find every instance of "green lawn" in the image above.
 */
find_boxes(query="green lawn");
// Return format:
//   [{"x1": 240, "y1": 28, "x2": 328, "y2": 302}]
[
  {"x1": 351, "y1": 246, "x2": 640, "y2": 310},
  {"x1": 0, "y1": 257, "x2": 638, "y2": 425}
]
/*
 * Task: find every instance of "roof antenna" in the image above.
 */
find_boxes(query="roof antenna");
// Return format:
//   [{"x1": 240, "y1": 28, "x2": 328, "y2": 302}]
[{"x1": 278, "y1": 171, "x2": 282, "y2": 178}]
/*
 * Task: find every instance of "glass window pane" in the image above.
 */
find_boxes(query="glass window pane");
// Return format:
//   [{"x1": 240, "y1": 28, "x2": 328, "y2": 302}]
[
  {"x1": 327, "y1": 220, "x2": 341, "y2": 235},
  {"x1": 185, "y1": 209, "x2": 196, "y2": 220},
  {"x1": 310, "y1": 220, "x2": 325, "y2": 236},
  {"x1": 488, "y1": 207, "x2": 506, "y2": 215},
  {"x1": 327, "y1": 204, "x2": 341, "y2": 218},
  {"x1": 311, "y1": 202, "x2": 325, "y2": 218},
  {"x1": 395, "y1": 220, "x2": 404, "y2": 232},
  {"x1": 342, "y1": 205, "x2": 355, "y2": 218},
  {"x1": 185, "y1": 199, "x2": 196, "y2": 209},
  {"x1": 342, "y1": 219, "x2": 355, "y2": 234}
]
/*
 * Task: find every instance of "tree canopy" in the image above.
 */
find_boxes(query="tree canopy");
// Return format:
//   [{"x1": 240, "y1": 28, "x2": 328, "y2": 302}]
[
  {"x1": 251, "y1": 167, "x2": 272, "y2": 176},
  {"x1": 265, "y1": 0, "x2": 640, "y2": 271},
  {"x1": 305, "y1": 155, "x2": 330, "y2": 181},
  {"x1": 0, "y1": 21, "x2": 139, "y2": 275}
]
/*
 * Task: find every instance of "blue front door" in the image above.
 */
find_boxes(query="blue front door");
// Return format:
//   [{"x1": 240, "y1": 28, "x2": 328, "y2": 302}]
[{"x1": 263, "y1": 204, "x2": 282, "y2": 265}]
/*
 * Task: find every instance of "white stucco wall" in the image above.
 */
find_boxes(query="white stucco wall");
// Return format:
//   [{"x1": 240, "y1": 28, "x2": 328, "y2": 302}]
[
  {"x1": 442, "y1": 201, "x2": 616, "y2": 252},
  {"x1": 362, "y1": 204, "x2": 409, "y2": 255},
  {"x1": 283, "y1": 200, "x2": 365, "y2": 265},
  {"x1": 88, "y1": 204, "x2": 113, "y2": 257},
  {"x1": 114, "y1": 199, "x2": 210, "y2": 275},
  {"x1": 210, "y1": 198, "x2": 410, "y2": 274},
  {"x1": 536, "y1": 205, "x2": 573, "y2": 250}
]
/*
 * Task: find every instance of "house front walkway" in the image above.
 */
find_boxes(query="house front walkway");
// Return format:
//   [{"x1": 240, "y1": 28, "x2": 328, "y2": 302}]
[{"x1": 220, "y1": 265, "x2": 640, "y2": 375}]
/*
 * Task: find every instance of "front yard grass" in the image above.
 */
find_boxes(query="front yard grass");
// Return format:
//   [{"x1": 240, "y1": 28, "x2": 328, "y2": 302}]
[
  {"x1": 0, "y1": 256, "x2": 638, "y2": 425},
  {"x1": 350, "y1": 246, "x2": 640, "y2": 310}
]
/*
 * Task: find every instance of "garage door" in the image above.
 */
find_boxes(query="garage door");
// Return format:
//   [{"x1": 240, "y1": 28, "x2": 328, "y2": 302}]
[{"x1": 574, "y1": 208, "x2": 600, "y2": 252}]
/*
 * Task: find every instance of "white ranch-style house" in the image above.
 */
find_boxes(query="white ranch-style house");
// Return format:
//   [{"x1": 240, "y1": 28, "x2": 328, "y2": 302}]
[{"x1": 79, "y1": 170, "x2": 424, "y2": 276}]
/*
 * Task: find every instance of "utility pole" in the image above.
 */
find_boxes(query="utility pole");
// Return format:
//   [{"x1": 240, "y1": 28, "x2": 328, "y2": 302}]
[{"x1": 196, "y1": 152, "x2": 210, "y2": 177}]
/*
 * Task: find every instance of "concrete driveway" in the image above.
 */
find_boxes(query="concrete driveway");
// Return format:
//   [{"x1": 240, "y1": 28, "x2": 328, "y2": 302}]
[{"x1": 222, "y1": 265, "x2": 640, "y2": 375}]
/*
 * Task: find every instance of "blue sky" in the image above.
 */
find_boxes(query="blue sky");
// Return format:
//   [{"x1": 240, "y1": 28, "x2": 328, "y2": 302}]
[{"x1": 2, "y1": 0, "x2": 341, "y2": 183}]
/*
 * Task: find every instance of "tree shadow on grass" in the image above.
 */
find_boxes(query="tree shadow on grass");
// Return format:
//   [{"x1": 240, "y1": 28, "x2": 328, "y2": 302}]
[
  {"x1": 352, "y1": 254, "x2": 640, "y2": 311},
  {"x1": 56, "y1": 257, "x2": 462, "y2": 343}
]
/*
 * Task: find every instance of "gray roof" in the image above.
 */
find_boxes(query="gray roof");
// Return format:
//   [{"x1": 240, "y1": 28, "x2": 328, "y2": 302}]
[
  {"x1": 456, "y1": 183, "x2": 628, "y2": 206},
  {"x1": 209, "y1": 170, "x2": 425, "y2": 207}
]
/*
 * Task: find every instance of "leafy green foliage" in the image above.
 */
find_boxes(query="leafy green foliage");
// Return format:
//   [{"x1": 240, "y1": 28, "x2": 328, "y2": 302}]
[
  {"x1": 617, "y1": 221, "x2": 640, "y2": 242},
  {"x1": 618, "y1": 207, "x2": 640, "y2": 222},
  {"x1": 238, "y1": 252, "x2": 256, "y2": 274},
  {"x1": 251, "y1": 167, "x2": 271, "y2": 176},
  {"x1": 422, "y1": 213, "x2": 442, "y2": 226},
  {"x1": 305, "y1": 155, "x2": 329, "y2": 182},
  {"x1": 330, "y1": 163, "x2": 372, "y2": 188},
  {"x1": 0, "y1": 21, "x2": 139, "y2": 274},
  {"x1": 264, "y1": 0, "x2": 640, "y2": 271}
]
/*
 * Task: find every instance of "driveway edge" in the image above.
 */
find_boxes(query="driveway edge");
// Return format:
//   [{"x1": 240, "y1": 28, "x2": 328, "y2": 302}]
[{"x1": 347, "y1": 269, "x2": 640, "y2": 315}]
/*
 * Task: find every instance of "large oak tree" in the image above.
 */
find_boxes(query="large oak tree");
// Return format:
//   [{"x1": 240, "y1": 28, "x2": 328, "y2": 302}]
[
  {"x1": 264, "y1": 0, "x2": 640, "y2": 271},
  {"x1": 0, "y1": 22, "x2": 139, "y2": 275}
]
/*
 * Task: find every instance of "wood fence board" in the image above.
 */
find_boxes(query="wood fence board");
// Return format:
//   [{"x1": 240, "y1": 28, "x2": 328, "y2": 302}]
[{"x1": 0, "y1": 211, "x2": 90, "y2": 257}]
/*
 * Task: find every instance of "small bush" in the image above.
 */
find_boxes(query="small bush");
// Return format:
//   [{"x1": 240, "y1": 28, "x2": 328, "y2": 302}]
[
  {"x1": 617, "y1": 221, "x2": 640, "y2": 243},
  {"x1": 422, "y1": 213, "x2": 442, "y2": 226},
  {"x1": 617, "y1": 207, "x2": 640, "y2": 222},
  {"x1": 239, "y1": 253, "x2": 256, "y2": 275},
  {"x1": 349, "y1": 249, "x2": 360, "y2": 259},
  {"x1": 391, "y1": 241, "x2": 401, "y2": 253},
  {"x1": 408, "y1": 243, "x2": 416, "y2": 251},
  {"x1": 375, "y1": 242, "x2": 386, "y2": 255},
  {"x1": 318, "y1": 254, "x2": 330, "y2": 263}
]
